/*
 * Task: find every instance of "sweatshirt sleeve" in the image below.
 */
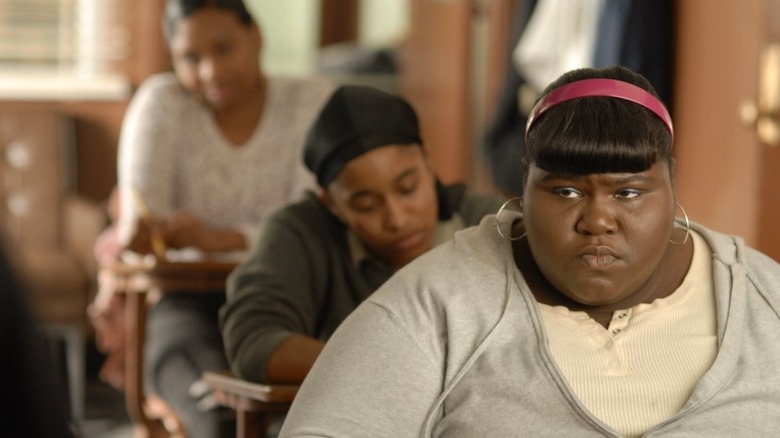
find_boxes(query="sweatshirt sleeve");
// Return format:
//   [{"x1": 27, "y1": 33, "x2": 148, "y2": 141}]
[
  {"x1": 220, "y1": 202, "x2": 331, "y2": 383},
  {"x1": 279, "y1": 301, "x2": 442, "y2": 437}
]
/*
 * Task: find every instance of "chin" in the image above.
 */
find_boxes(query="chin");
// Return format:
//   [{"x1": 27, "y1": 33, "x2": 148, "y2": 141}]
[{"x1": 392, "y1": 250, "x2": 424, "y2": 269}]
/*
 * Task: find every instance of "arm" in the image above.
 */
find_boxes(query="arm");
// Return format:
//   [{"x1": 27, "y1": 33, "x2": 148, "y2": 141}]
[
  {"x1": 279, "y1": 302, "x2": 442, "y2": 437},
  {"x1": 159, "y1": 212, "x2": 247, "y2": 253},
  {"x1": 265, "y1": 334, "x2": 324, "y2": 383},
  {"x1": 221, "y1": 201, "x2": 331, "y2": 384},
  {"x1": 117, "y1": 76, "x2": 178, "y2": 252}
]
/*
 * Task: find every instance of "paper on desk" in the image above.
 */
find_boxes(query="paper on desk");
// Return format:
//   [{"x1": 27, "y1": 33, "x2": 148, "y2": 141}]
[{"x1": 120, "y1": 247, "x2": 246, "y2": 265}]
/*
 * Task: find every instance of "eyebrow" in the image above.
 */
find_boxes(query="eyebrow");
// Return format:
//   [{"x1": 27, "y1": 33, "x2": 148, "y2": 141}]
[
  {"x1": 612, "y1": 174, "x2": 654, "y2": 184},
  {"x1": 540, "y1": 172, "x2": 654, "y2": 185}
]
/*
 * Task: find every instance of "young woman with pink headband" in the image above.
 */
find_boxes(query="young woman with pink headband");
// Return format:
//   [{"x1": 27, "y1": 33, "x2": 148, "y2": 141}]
[{"x1": 279, "y1": 65, "x2": 780, "y2": 437}]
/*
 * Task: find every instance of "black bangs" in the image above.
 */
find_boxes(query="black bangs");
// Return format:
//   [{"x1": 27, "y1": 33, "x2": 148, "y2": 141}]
[{"x1": 526, "y1": 97, "x2": 671, "y2": 175}]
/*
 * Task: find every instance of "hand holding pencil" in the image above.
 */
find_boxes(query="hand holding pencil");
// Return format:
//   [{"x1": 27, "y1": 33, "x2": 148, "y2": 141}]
[{"x1": 128, "y1": 187, "x2": 168, "y2": 261}]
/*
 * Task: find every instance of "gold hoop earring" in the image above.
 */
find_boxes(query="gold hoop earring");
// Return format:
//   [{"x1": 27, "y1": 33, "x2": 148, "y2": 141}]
[
  {"x1": 669, "y1": 202, "x2": 691, "y2": 245},
  {"x1": 496, "y1": 197, "x2": 526, "y2": 241}
]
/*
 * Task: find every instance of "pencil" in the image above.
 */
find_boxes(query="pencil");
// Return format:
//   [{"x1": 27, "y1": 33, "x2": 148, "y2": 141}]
[{"x1": 128, "y1": 187, "x2": 167, "y2": 261}]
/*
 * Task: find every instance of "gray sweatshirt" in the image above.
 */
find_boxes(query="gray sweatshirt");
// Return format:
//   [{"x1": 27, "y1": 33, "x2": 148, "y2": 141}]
[{"x1": 280, "y1": 216, "x2": 780, "y2": 437}]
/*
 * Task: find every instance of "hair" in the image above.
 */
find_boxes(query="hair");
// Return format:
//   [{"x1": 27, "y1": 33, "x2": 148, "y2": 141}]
[
  {"x1": 524, "y1": 65, "x2": 673, "y2": 175},
  {"x1": 304, "y1": 85, "x2": 423, "y2": 188},
  {"x1": 163, "y1": 0, "x2": 255, "y2": 43}
]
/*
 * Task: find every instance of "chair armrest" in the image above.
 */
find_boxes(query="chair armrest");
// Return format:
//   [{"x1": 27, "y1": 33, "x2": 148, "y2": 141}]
[{"x1": 203, "y1": 370, "x2": 299, "y2": 406}]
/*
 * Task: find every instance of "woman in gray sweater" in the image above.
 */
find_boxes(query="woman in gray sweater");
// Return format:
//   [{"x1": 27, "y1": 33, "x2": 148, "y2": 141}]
[{"x1": 279, "y1": 66, "x2": 780, "y2": 437}]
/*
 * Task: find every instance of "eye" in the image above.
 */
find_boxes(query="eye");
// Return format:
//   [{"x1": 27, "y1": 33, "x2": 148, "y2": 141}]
[
  {"x1": 615, "y1": 188, "x2": 641, "y2": 199},
  {"x1": 215, "y1": 42, "x2": 234, "y2": 56},
  {"x1": 180, "y1": 52, "x2": 199, "y2": 65},
  {"x1": 553, "y1": 187, "x2": 582, "y2": 198},
  {"x1": 350, "y1": 196, "x2": 378, "y2": 213},
  {"x1": 397, "y1": 178, "x2": 418, "y2": 195}
]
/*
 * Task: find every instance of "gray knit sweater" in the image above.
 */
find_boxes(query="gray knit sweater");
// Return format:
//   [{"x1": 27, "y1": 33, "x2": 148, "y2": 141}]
[{"x1": 280, "y1": 215, "x2": 780, "y2": 437}]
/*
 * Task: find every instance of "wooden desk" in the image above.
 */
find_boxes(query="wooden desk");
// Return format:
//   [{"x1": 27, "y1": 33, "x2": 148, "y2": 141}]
[
  {"x1": 202, "y1": 371, "x2": 299, "y2": 438},
  {"x1": 102, "y1": 259, "x2": 237, "y2": 438}
]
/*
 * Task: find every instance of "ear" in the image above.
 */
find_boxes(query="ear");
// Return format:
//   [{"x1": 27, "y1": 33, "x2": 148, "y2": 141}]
[
  {"x1": 418, "y1": 146, "x2": 436, "y2": 175},
  {"x1": 318, "y1": 188, "x2": 345, "y2": 223},
  {"x1": 249, "y1": 23, "x2": 262, "y2": 51}
]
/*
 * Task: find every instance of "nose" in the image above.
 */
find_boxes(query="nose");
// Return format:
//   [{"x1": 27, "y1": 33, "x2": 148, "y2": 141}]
[
  {"x1": 198, "y1": 56, "x2": 219, "y2": 83},
  {"x1": 383, "y1": 196, "x2": 411, "y2": 232},
  {"x1": 575, "y1": 198, "x2": 617, "y2": 236}
]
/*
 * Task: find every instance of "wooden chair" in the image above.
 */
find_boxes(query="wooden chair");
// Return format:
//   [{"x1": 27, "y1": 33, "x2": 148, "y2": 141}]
[
  {"x1": 202, "y1": 371, "x2": 299, "y2": 438},
  {"x1": 0, "y1": 110, "x2": 105, "y2": 423}
]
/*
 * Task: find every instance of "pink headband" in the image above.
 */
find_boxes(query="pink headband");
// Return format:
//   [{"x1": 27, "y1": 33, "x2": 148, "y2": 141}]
[{"x1": 525, "y1": 78, "x2": 674, "y2": 143}]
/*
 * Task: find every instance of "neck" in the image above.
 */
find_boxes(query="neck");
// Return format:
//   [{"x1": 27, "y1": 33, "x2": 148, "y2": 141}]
[
  {"x1": 217, "y1": 75, "x2": 267, "y2": 118},
  {"x1": 214, "y1": 76, "x2": 267, "y2": 145}
]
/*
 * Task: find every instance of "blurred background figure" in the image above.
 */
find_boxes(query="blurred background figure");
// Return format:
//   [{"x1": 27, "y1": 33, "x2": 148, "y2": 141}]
[
  {"x1": 88, "y1": 0, "x2": 334, "y2": 436},
  {"x1": 485, "y1": 0, "x2": 674, "y2": 196},
  {"x1": 0, "y1": 242, "x2": 74, "y2": 437}
]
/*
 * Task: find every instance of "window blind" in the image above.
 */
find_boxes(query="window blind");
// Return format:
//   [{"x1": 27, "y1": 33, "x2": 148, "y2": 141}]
[{"x1": 0, "y1": 0, "x2": 129, "y2": 76}]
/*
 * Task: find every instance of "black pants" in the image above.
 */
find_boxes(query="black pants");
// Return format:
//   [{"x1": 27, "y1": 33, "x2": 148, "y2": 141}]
[{"x1": 145, "y1": 292, "x2": 235, "y2": 438}]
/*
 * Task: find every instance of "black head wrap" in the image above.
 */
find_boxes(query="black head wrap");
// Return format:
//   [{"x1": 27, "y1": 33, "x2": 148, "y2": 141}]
[{"x1": 304, "y1": 85, "x2": 423, "y2": 187}]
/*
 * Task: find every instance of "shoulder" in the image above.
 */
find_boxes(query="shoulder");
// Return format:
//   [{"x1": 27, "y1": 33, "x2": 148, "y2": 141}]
[
  {"x1": 270, "y1": 74, "x2": 334, "y2": 90},
  {"x1": 125, "y1": 72, "x2": 194, "y2": 120},
  {"x1": 742, "y1": 244, "x2": 780, "y2": 292},
  {"x1": 270, "y1": 191, "x2": 327, "y2": 218},
  {"x1": 695, "y1": 223, "x2": 780, "y2": 296},
  {"x1": 267, "y1": 75, "x2": 335, "y2": 105},
  {"x1": 364, "y1": 219, "x2": 510, "y2": 361},
  {"x1": 266, "y1": 191, "x2": 343, "y2": 235},
  {"x1": 132, "y1": 72, "x2": 188, "y2": 103},
  {"x1": 370, "y1": 218, "x2": 508, "y2": 318}
]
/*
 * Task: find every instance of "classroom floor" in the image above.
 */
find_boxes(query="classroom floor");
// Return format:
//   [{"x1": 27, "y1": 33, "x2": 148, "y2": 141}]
[
  {"x1": 76, "y1": 378, "x2": 133, "y2": 438},
  {"x1": 66, "y1": 343, "x2": 134, "y2": 438}
]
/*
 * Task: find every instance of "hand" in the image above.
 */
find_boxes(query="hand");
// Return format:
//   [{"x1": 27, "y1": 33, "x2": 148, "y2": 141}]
[
  {"x1": 266, "y1": 335, "x2": 325, "y2": 384},
  {"x1": 87, "y1": 278, "x2": 126, "y2": 355},
  {"x1": 120, "y1": 215, "x2": 165, "y2": 255},
  {"x1": 160, "y1": 212, "x2": 247, "y2": 253},
  {"x1": 93, "y1": 225, "x2": 123, "y2": 265}
]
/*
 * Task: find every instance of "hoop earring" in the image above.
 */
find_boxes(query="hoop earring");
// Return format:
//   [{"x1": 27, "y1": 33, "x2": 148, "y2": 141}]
[
  {"x1": 669, "y1": 202, "x2": 691, "y2": 245},
  {"x1": 496, "y1": 197, "x2": 526, "y2": 241}
]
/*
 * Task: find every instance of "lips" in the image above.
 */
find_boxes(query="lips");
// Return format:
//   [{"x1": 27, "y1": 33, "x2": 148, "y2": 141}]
[
  {"x1": 204, "y1": 84, "x2": 232, "y2": 103},
  {"x1": 578, "y1": 246, "x2": 620, "y2": 269},
  {"x1": 391, "y1": 231, "x2": 427, "y2": 252}
]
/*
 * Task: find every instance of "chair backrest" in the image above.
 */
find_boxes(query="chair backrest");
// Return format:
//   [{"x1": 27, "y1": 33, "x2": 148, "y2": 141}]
[{"x1": 0, "y1": 110, "x2": 74, "y2": 249}]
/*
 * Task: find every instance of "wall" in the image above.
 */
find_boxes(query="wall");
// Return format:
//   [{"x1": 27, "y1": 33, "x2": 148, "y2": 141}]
[
  {"x1": 0, "y1": 0, "x2": 412, "y2": 202},
  {"x1": 246, "y1": 0, "x2": 409, "y2": 75},
  {"x1": 0, "y1": 0, "x2": 168, "y2": 202},
  {"x1": 673, "y1": 0, "x2": 763, "y2": 246},
  {"x1": 246, "y1": 0, "x2": 322, "y2": 75},
  {"x1": 358, "y1": 0, "x2": 410, "y2": 48}
]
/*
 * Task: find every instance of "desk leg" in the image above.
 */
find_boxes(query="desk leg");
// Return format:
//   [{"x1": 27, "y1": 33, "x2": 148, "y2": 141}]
[
  {"x1": 236, "y1": 409, "x2": 262, "y2": 438},
  {"x1": 124, "y1": 291, "x2": 163, "y2": 438}
]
